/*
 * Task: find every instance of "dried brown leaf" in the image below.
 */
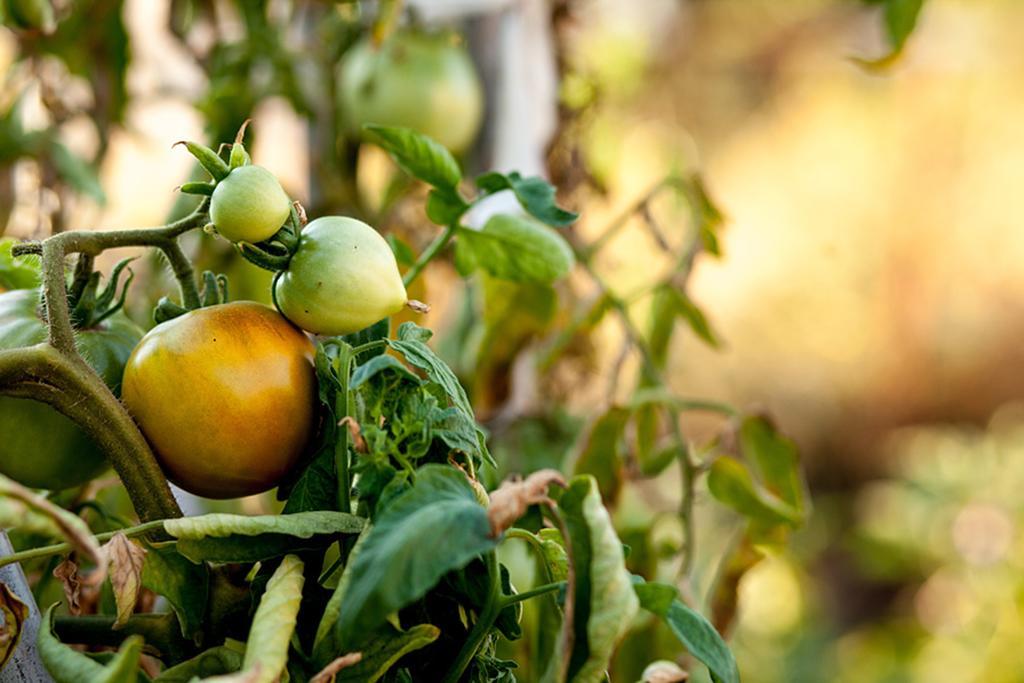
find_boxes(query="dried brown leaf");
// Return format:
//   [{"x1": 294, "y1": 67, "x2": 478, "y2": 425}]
[
  {"x1": 104, "y1": 533, "x2": 147, "y2": 629},
  {"x1": 52, "y1": 559, "x2": 82, "y2": 615},
  {"x1": 0, "y1": 581, "x2": 29, "y2": 669},
  {"x1": 310, "y1": 652, "x2": 363, "y2": 683},
  {"x1": 487, "y1": 469, "x2": 566, "y2": 537},
  {"x1": 339, "y1": 416, "x2": 367, "y2": 454}
]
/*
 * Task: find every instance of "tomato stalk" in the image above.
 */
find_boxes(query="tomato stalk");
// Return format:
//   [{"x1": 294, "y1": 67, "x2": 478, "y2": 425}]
[
  {"x1": 333, "y1": 344, "x2": 354, "y2": 514},
  {"x1": 402, "y1": 223, "x2": 456, "y2": 288},
  {"x1": 1, "y1": 203, "x2": 212, "y2": 522},
  {"x1": 0, "y1": 520, "x2": 165, "y2": 570},
  {"x1": 441, "y1": 550, "x2": 501, "y2": 683}
]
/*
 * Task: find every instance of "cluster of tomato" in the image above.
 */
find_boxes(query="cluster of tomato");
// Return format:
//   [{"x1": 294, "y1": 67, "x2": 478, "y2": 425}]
[{"x1": 0, "y1": 27, "x2": 483, "y2": 501}]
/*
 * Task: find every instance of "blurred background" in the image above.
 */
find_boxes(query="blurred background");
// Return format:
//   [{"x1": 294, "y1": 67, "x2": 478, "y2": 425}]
[{"x1": 3, "y1": 0, "x2": 1024, "y2": 681}]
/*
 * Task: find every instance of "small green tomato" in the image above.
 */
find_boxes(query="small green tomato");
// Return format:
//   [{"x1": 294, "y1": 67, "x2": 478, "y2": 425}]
[
  {"x1": 274, "y1": 216, "x2": 407, "y2": 336},
  {"x1": 209, "y1": 165, "x2": 291, "y2": 243}
]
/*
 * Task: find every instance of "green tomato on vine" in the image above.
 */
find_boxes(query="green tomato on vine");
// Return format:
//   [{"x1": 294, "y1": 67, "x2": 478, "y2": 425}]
[
  {"x1": 274, "y1": 216, "x2": 408, "y2": 336},
  {"x1": 338, "y1": 29, "x2": 484, "y2": 154},
  {"x1": 209, "y1": 165, "x2": 291, "y2": 244}
]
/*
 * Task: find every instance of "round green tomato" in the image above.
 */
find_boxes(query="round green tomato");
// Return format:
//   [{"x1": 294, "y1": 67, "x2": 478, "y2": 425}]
[
  {"x1": 3, "y1": 0, "x2": 54, "y2": 32},
  {"x1": 274, "y1": 216, "x2": 407, "y2": 336},
  {"x1": 121, "y1": 302, "x2": 316, "y2": 499},
  {"x1": 0, "y1": 289, "x2": 143, "y2": 489},
  {"x1": 338, "y1": 30, "x2": 484, "y2": 153},
  {"x1": 210, "y1": 165, "x2": 291, "y2": 244}
]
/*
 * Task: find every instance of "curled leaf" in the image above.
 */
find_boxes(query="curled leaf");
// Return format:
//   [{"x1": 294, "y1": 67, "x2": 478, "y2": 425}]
[
  {"x1": 488, "y1": 470, "x2": 566, "y2": 537},
  {"x1": 0, "y1": 475, "x2": 103, "y2": 573},
  {"x1": 104, "y1": 533, "x2": 146, "y2": 629},
  {"x1": 311, "y1": 652, "x2": 363, "y2": 683},
  {"x1": 642, "y1": 660, "x2": 689, "y2": 682},
  {"x1": 241, "y1": 554, "x2": 305, "y2": 683},
  {"x1": 339, "y1": 416, "x2": 368, "y2": 454},
  {"x1": 51, "y1": 560, "x2": 82, "y2": 615},
  {"x1": 0, "y1": 582, "x2": 29, "y2": 670}
]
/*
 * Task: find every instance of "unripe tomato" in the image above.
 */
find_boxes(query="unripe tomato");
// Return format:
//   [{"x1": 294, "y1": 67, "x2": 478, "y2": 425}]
[
  {"x1": 121, "y1": 302, "x2": 316, "y2": 499},
  {"x1": 3, "y1": 0, "x2": 54, "y2": 32},
  {"x1": 0, "y1": 289, "x2": 142, "y2": 489},
  {"x1": 338, "y1": 30, "x2": 484, "y2": 153},
  {"x1": 209, "y1": 165, "x2": 291, "y2": 244},
  {"x1": 274, "y1": 216, "x2": 407, "y2": 336}
]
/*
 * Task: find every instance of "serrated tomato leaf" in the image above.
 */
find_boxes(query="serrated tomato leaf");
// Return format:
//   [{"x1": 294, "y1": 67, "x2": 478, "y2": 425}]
[
  {"x1": 363, "y1": 125, "x2": 461, "y2": 192},
  {"x1": 335, "y1": 465, "x2": 497, "y2": 645}
]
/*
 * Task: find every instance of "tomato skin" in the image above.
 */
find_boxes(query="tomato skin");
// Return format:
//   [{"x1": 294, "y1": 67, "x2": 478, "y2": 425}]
[
  {"x1": 338, "y1": 30, "x2": 484, "y2": 153},
  {"x1": 274, "y1": 216, "x2": 407, "y2": 336},
  {"x1": 209, "y1": 165, "x2": 291, "y2": 244},
  {"x1": 121, "y1": 302, "x2": 316, "y2": 499},
  {"x1": 0, "y1": 289, "x2": 143, "y2": 489}
]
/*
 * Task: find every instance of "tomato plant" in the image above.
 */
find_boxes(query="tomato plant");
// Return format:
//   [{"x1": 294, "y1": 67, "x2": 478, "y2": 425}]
[
  {"x1": 0, "y1": 0, "x2": 874, "y2": 677},
  {"x1": 122, "y1": 301, "x2": 316, "y2": 499}
]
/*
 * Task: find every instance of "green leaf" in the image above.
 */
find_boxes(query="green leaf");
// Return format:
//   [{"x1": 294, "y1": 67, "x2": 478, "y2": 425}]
[
  {"x1": 363, "y1": 125, "x2": 461, "y2": 192},
  {"x1": 388, "y1": 323, "x2": 494, "y2": 468},
  {"x1": 38, "y1": 604, "x2": 143, "y2": 683},
  {"x1": 163, "y1": 512, "x2": 364, "y2": 563},
  {"x1": 335, "y1": 465, "x2": 497, "y2": 645},
  {"x1": 426, "y1": 188, "x2": 469, "y2": 226},
  {"x1": 282, "y1": 446, "x2": 337, "y2": 514},
  {"x1": 738, "y1": 416, "x2": 806, "y2": 513},
  {"x1": 542, "y1": 476, "x2": 639, "y2": 683},
  {"x1": 0, "y1": 238, "x2": 40, "y2": 290},
  {"x1": 334, "y1": 623, "x2": 440, "y2": 682},
  {"x1": 568, "y1": 407, "x2": 629, "y2": 504},
  {"x1": 241, "y1": 554, "x2": 305, "y2": 683},
  {"x1": 685, "y1": 174, "x2": 725, "y2": 257},
  {"x1": 141, "y1": 545, "x2": 209, "y2": 640},
  {"x1": 313, "y1": 528, "x2": 370, "y2": 667},
  {"x1": 154, "y1": 644, "x2": 244, "y2": 682},
  {"x1": 458, "y1": 214, "x2": 575, "y2": 284},
  {"x1": 706, "y1": 457, "x2": 801, "y2": 527},
  {"x1": 633, "y1": 580, "x2": 739, "y2": 683},
  {"x1": 350, "y1": 354, "x2": 422, "y2": 389},
  {"x1": 669, "y1": 288, "x2": 720, "y2": 348},
  {"x1": 475, "y1": 171, "x2": 578, "y2": 227}
]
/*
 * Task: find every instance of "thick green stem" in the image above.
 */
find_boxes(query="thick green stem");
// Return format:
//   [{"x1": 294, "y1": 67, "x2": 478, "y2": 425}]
[
  {"x1": 442, "y1": 551, "x2": 500, "y2": 683},
  {"x1": 402, "y1": 224, "x2": 456, "y2": 288},
  {"x1": 54, "y1": 613, "x2": 196, "y2": 663},
  {"x1": 334, "y1": 346, "x2": 354, "y2": 513},
  {"x1": 0, "y1": 520, "x2": 165, "y2": 570},
  {"x1": 0, "y1": 345, "x2": 182, "y2": 522}
]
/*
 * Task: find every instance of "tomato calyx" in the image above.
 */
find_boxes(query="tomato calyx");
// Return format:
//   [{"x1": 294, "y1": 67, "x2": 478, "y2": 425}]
[
  {"x1": 66, "y1": 254, "x2": 135, "y2": 330},
  {"x1": 153, "y1": 269, "x2": 231, "y2": 325}
]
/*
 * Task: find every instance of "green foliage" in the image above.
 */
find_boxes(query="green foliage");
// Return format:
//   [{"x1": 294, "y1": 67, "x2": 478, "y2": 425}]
[
  {"x1": 162, "y1": 512, "x2": 364, "y2": 563},
  {"x1": 476, "y1": 171, "x2": 579, "y2": 227},
  {"x1": 38, "y1": 605, "x2": 143, "y2": 683},
  {"x1": 634, "y1": 579, "x2": 739, "y2": 683},
  {"x1": 334, "y1": 465, "x2": 496, "y2": 644},
  {"x1": 457, "y1": 214, "x2": 575, "y2": 285}
]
